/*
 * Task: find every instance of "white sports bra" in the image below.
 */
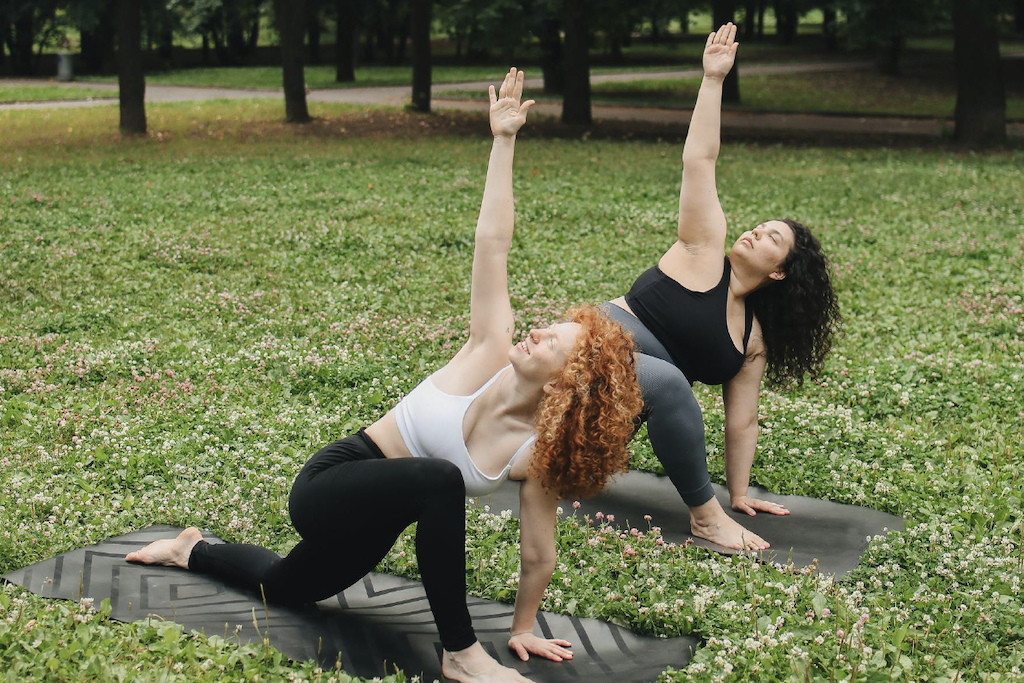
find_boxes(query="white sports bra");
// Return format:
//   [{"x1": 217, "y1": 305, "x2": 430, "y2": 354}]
[{"x1": 393, "y1": 365, "x2": 536, "y2": 497}]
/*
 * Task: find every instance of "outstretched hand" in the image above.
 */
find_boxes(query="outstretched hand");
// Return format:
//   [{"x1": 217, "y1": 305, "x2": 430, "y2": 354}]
[
  {"x1": 508, "y1": 632, "x2": 573, "y2": 663},
  {"x1": 732, "y1": 495, "x2": 790, "y2": 517},
  {"x1": 703, "y1": 22, "x2": 739, "y2": 81},
  {"x1": 489, "y1": 67, "x2": 535, "y2": 138}
]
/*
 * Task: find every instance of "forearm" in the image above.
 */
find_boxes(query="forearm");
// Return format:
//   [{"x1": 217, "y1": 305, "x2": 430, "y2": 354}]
[
  {"x1": 475, "y1": 135, "x2": 517, "y2": 249},
  {"x1": 510, "y1": 558, "x2": 555, "y2": 635},
  {"x1": 723, "y1": 420, "x2": 758, "y2": 499},
  {"x1": 682, "y1": 76, "x2": 724, "y2": 162}
]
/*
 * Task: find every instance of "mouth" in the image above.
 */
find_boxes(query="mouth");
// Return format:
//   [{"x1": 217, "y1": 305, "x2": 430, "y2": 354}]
[
  {"x1": 518, "y1": 340, "x2": 530, "y2": 355},
  {"x1": 741, "y1": 236, "x2": 754, "y2": 247}
]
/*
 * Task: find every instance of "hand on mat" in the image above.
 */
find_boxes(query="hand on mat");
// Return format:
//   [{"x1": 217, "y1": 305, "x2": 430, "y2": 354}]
[
  {"x1": 508, "y1": 632, "x2": 574, "y2": 662},
  {"x1": 732, "y1": 495, "x2": 790, "y2": 517},
  {"x1": 703, "y1": 22, "x2": 738, "y2": 81},
  {"x1": 489, "y1": 67, "x2": 535, "y2": 139}
]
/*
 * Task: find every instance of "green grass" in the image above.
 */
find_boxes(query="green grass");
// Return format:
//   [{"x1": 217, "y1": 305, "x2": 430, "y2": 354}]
[
  {"x1": 439, "y1": 61, "x2": 1024, "y2": 120},
  {"x1": 0, "y1": 82, "x2": 115, "y2": 104},
  {"x1": 1, "y1": 101, "x2": 1022, "y2": 682}
]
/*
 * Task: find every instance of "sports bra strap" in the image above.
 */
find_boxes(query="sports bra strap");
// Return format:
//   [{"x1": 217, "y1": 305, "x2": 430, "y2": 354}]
[{"x1": 741, "y1": 303, "x2": 754, "y2": 352}]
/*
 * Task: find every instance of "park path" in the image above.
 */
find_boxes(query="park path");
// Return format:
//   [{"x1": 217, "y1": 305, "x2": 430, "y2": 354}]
[{"x1": 2, "y1": 59, "x2": 1021, "y2": 139}]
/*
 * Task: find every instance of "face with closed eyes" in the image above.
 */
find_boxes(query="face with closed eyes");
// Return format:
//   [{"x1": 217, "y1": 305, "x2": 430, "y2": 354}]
[
  {"x1": 509, "y1": 322, "x2": 582, "y2": 385},
  {"x1": 731, "y1": 220, "x2": 795, "y2": 282}
]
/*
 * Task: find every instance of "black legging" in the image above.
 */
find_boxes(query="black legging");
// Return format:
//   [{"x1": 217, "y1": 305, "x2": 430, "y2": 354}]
[
  {"x1": 187, "y1": 428, "x2": 477, "y2": 653},
  {"x1": 602, "y1": 303, "x2": 716, "y2": 507}
]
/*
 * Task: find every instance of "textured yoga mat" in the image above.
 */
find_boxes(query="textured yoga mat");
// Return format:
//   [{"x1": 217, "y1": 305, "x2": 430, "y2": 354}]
[
  {"x1": 3, "y1": 526, "x2": 696, "y2": 683},
  {"x1": 483, "y1": 471, "x2": 903, "y2": 577}
]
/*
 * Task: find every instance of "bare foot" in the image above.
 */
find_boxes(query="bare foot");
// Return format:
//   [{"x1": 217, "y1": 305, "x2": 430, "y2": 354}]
[
  {"x1": 125, "y1": 527, "x2": 203, "y2": 569},
  {"x1": 442, "y1": 643, "x2": 532, "y2": 683},
  {"x1": 689, "y1": 498, "x2": 769, "y2": 551}
]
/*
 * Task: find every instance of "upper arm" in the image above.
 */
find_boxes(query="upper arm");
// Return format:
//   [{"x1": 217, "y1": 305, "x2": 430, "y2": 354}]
[
  {"x1": 677, "y1": 156, "x2": 727, "y2": 249},
  {"x1": 517, "y1": 476, "x2": 559, "y2": 567},
  {"x1": 468, "y1": 241, "x2": 516, "y2": 348},
  {"x1": 722, "y1": 340, "x2": 766, "y2": 431}
]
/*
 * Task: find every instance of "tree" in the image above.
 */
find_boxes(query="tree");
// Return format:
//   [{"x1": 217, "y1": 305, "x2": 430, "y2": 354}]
[
  {"x1": 841, "y1": 0, "x2": 945, "y2": 76},
  {"x1": 410, "y1": 0, "x2": 431, "y2": 111},
  {"x1": 953, "y1": 0, "x2": 1006, "y2": 144},
  {"x1": 561, "y1": 0, "x2": 591, "y2": 124},
  {"x1": 0, "y1": 0, "x2": 61, "y2": 76},
  {"x1": 334, "y1": 0, "x2": 356, "y2": 82},
  {"x1": 116, "y1": 0, "x2": 146, "y2": 134},
  {"x1": 273, "y1": 0, "x2": 311, "y2": 122}
]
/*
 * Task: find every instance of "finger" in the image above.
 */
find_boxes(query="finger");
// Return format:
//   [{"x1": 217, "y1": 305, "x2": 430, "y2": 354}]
[
  {"x1": 512, "y1": 68, "x2": 524, "y2": 102},
  {"x1": 732, "y1": 41, "x2": 740, "y2": 55},
  {"x1": 552, "y1": 639, "x2": 572, "y2": 647},
  {"x1": 511, "y1": 642, "x2": 529, "y2": 661},
  {"x1": 520, "y1": 99, "x2": 535, "y2": 116},
  {"x1": 488, "y1": 85, "x2": 497, "y2": 106},
  {"x1": 728, "y1": 23, "x2": 737, "y2": 44},
  {"x1": 499, "y1": 71, "x2": 509, "y2": 100},
  {"x1": 716, "y1": 23, "x2": 728, "y2": 44},
  {"x1": 706, "y1": 31, "x2": 715, "y2": 49}
]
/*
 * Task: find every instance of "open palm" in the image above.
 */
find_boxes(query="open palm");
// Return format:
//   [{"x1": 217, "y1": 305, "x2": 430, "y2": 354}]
[
  {"x1": 703, "y1": 22, "x2": 739, "y2": 80},
  {"x1": 489, "y1": 67, "x2": 535, "y2": 138}
]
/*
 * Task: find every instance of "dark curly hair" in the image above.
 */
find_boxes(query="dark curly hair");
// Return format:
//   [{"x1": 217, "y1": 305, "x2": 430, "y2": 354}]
[
  {"x1": 530, "y1": 305, "x2": 644, "y2": 500},
  {"x1": 746, "y1": 218, "x2": 841, "y2": 387}
]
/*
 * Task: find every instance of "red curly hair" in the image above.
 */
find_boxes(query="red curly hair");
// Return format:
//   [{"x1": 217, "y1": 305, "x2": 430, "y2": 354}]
[{"x1": 529, "y1": 305, "x2": 644, "y2": 500}]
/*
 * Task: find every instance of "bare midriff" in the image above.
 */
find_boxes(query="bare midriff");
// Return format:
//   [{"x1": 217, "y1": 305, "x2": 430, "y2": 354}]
[
  {"x1": 608, "y1": 296, "x2": 636, "y2": 317},
  {"x1": 364, "y1": 412, "x2": 413, "y2": 459}
]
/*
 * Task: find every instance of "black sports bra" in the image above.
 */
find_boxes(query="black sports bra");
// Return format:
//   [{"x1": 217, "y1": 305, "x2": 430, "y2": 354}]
[{"x1": 624, "y1": 257, "x2": 753, "y2": 386}]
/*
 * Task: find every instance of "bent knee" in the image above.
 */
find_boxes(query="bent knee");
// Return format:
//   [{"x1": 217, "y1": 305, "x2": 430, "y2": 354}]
[{"x1": 413, "y1": 459, "x2": 466, "y2": 496}]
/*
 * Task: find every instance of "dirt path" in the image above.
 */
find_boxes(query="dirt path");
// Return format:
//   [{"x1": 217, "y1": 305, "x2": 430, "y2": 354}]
[{"x1": 2, "y1": 60, "x2": 1020, "y2": 139}]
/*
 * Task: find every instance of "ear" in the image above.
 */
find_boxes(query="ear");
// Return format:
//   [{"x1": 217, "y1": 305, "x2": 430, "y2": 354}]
[
  {"x1": 542, "y1": 380, "x2": 559, "y2": 394},
  {"x1": 769, "y1": 270, "x2": 786, "y2": 282}
]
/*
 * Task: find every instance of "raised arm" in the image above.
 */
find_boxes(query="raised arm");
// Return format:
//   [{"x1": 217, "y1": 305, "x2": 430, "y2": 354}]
[
  {"x1": 676, "y1": 23, "x2": 738, "y2": 251},
  {"x1": 507, "y1": 476, "x2": 574, "y2": 663},
  {"x1": 466, "y1": 68, "x2": 535, "y2": 350}
]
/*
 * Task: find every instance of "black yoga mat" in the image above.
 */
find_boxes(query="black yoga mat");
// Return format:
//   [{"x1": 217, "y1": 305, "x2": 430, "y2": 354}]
[
  {"x1": 3, "y1": 526, "x2": 696, "y2": 683},
  {"x1": 482, "y1": 471, "x2": 903, "y2": 578}
]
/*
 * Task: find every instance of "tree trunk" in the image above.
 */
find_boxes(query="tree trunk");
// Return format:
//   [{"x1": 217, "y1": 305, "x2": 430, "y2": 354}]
[
  {"x1": 822, "y1": 6, "x2": 837, "y2": 51},
  {"x1": 335, "y1": 0, "x2": 355, "y2": 81},
  {"x1": 561, "y1": 0, "x2": 591, "y2": 125},
  {"x1": 877, "y1": 35, "x2": 903, "y2": 76},
  {"x1": 650, "y1": 14, "x2": 660, "y2": 42},
  {"x1": 776, "y1": 1, "x2": 797, "y2": 44},
  {"x1": 395, "y1": 12, "x2": 410, "y2": 64},
  {"x1": 713, "y1": 1, "x2": 739, "y2": 103},
  {"x1": 756, "y1": 0, "x2": 765, "y2": 39},
  {"x1": 410, "y1": 0, "x2": 431, "y2": 112},
  {"x1": 159, "y1": 25, "x2": 173, "y2": 66},
  {"x1": 1016, "y1": 0, "x2": 1024, "y2": 33},
  {"x1": 274, "y1": 0, "x2": 311, "y2": 123},
  {"x1": 9, "y1": 9, "x2": 34, "y2": 76},
  {"x1": 954, "y1": 0, "x2": 1006, "y2": 145},
  {"x1": 744, "y1": 2, "x2": 756, "y2": 40},
  {"x1": 307, "y1": 6, "x2": 322, "y2": 64},
  {"x1": 539, "y1": 17, "x2": 564, "y2": 95},
  {"x1": 680, "y1": 7, "x2": 689, "y2": 34},
  {"x1": 201, "y1": 33, "x2": 210, "y2": 65},
  {"x1": 116, "y1": 0, "x2": 146, "y2": 134}
]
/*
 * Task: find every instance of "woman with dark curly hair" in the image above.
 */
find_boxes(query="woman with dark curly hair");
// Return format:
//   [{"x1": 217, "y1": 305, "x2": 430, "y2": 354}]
[
  {"x1": 604, "y1": 24, "x2": 840, "y2": 551},
  {"x1": 125, "y1": 69, "x2": 641, "y2": 683}
]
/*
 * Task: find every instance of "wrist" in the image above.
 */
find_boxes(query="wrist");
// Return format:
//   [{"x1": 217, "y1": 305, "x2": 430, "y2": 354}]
[
  {"x1": 702, "y1": 74, "x2": 725, "y2": 85},
  {"x1": 493, "y1": 134, "x2": 517, "y2": 143},
  {"x1": 510, "y1": 629, "x2": 532, "y2": 637}
]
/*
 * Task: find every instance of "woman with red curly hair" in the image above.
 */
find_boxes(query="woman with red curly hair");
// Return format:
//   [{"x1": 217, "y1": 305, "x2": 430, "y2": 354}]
[{"x1": 126, "y1": 69, "x2": 641, "y2": 682}]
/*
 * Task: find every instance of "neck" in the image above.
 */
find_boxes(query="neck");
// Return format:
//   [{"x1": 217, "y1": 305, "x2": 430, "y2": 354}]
[
  {"x1": 492, "y1": 367, "x2": 545, "y2": 425},
  {"x1": 728, "y1": 258, "x2": 774, "y2": 299}
]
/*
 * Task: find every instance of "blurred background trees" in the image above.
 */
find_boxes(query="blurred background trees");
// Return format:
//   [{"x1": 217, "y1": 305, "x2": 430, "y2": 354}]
[{"x1": 0, "y1": 0, "x2": 1017, "y2": 141}]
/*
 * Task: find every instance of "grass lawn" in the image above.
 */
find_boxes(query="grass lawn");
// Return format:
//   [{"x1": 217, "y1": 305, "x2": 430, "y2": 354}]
[
  {"x1": 0, "y1": 82, "x2": 115, "y2": 104},
  {"x1": 1, "y1": 101, "x2": 1021, "y2": 682},
  {"x1": 438, "y1": 60, "x2": 1024, "y2": 120}
]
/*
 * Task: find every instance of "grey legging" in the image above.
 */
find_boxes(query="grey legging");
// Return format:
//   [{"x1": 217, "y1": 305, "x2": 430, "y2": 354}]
[{"x1": 602, "y1": 303, "x2": 716, "y2": 507}]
